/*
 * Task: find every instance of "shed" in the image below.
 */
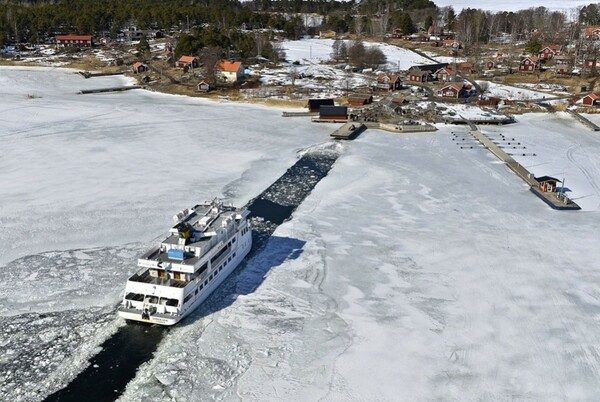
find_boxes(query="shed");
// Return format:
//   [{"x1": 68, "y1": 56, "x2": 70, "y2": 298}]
[
  {"x1": 477, "y1": 97, "x2": 499, "y2": 107},
  {"x1": 197, "y1": 81, "x2": 210, "y2": 93},
  {"x1": 582, "y1": 93, "x2": 600, "y2": 106},
  {"x1": 132, "y1": 62, "x2": 148, "y2": 74},
  {"x1": 536, "y1": 176, "x2": 561, "y2": 193},
  {"x1": 347, "y1": 95, "x2": 373, "y2": 106},
  {"x1": 319, "y1": 105, "x2": 348, "y2": 121},
  {"x1": 307, "y1": 98, "x2": 335, "y2": 112}
]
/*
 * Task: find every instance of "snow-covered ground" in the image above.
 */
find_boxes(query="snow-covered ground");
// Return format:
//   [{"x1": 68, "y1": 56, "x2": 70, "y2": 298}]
[
  {"x1": 257, "y1": 38, "x2": 437, "y2": 97},
  {"x1": 3, "y1": 67, "x2": 600, "y2": 401},
  {"x1": 281, "y1": 38, "x2": 434, "y2": 71},
  {"x1": 478, "y1": 80, "x2": 552, "y2": 100}
]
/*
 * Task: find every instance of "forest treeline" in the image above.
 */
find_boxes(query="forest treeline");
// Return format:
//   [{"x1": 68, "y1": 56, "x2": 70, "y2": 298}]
[{"x1": 1, "y1": 0, "x2": 600, "y2": 59}]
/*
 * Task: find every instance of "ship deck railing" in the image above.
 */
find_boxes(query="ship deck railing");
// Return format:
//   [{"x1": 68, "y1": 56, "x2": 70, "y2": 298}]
[{"x1": 130, "y1": 269, "x2": 188, "y2": 288}]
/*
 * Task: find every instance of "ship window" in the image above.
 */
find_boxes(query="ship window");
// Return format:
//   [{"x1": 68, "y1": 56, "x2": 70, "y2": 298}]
[
  {"x1": 232, "y1": 237, "x2": 236, "y2": 243},
  {"x1": 200, "y1": 284, "x2": 204, "y2": 290},
  {"x1": 204, "y1": 279, "x2": 208, "y2": 286},
  {"x1": 165, "y1": 298, "x2": 179, "y2": 307},
  {"x1": 198, "y1": 263, "x2": 208, "y2": 274},
  {"x1": 183, "y1": 293, "x2": 193, "y2": 304},
  {"x1": 195, "y1": 289, "x2": 198, "y2": 295},
  {"x1": 209, "y1": 273, "x2": 214, "y2": 280},
  {"x1": 158, "y1": 270, "x2": 167, "y2": 279},
  {"x1": 125, "y1": 292, "x2": 144, "y2": 301},
  {"x1": 144, "y1": 296, "x2": 159, "y2": 304}
]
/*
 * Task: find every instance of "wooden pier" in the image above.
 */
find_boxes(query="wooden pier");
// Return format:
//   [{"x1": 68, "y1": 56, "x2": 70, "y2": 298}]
[
  {"x1": 78, "y1": 71, "x2": 125, "y2": 79},
  {"x1": 567, "y1": 110, "x2": 600, "y2": 132},
  {"x1": 464, "y1": 120, "x2": 580, "y2": 210},
  {"x1": 282, "y1": 111, "x2": 318, "y2": 117},
  {"x1": 79, "y1": 85, "x2": 141, "y2": 94},
  {"x1": 331, "y1": 122, "x2": 366, "y2": 140}
]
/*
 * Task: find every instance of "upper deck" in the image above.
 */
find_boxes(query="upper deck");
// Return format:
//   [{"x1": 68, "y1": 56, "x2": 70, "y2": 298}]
[{"x1": 138, "y1": 200, "x2": 250, "y2": 271}]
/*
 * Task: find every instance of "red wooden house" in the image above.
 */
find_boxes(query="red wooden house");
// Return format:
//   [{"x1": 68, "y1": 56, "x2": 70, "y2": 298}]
[
  {"x1": 375, "y1": 73, "x2": 402, "y2": 91},
  {"x1": 539, "y1": 45, "x2": 561, "y2": 60},
  {"x1": 434, "y1": 66, "x2": 454, "y2": 82},
  {"x1": 176, "y1": 55, "x2": 199, "y2": 69},
  {"x1": 408, "y1": 69, "x2": 431, "y2": 82},
  {"x1": 437, "y1": 82, "x2": 465, "y2": 99},
  {"x1": 519, "y1": 56, "x2": 539, "y2": 72},
  {"x1": 56, "y1": 35, "x2": 93, "y2": 47}
]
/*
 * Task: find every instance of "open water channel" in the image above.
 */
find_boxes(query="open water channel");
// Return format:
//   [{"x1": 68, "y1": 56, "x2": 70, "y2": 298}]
[{"x1": 43, "y1": 144, "x2": 341, "y2": 401}]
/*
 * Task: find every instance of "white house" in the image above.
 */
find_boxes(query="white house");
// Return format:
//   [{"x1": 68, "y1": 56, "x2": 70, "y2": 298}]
[{"x1": 216, "y1": 60, "x2": 244, "y2": 83}]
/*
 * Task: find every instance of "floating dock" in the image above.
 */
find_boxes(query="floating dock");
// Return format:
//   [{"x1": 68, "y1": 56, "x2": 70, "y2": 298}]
[
  {"x1": 331, "y1": 122, "x2": 366, "y2": 140},
  {"x1": 529, "y1": 187, "x2": 580, "y2": 210},
  {"x1": 376, "y1": 123, "x2": 437, "y2": 133}
]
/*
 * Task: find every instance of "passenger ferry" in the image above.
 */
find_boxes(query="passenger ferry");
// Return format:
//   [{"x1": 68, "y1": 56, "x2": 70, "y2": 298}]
[{"x1": 118, "y1": 199, "x2": 252, "y2": 325}]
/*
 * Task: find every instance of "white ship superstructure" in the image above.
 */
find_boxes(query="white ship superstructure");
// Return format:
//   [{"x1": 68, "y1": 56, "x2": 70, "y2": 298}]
[{"x1": 118, "y1": 199, "x2": 252, "y2": 325}]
